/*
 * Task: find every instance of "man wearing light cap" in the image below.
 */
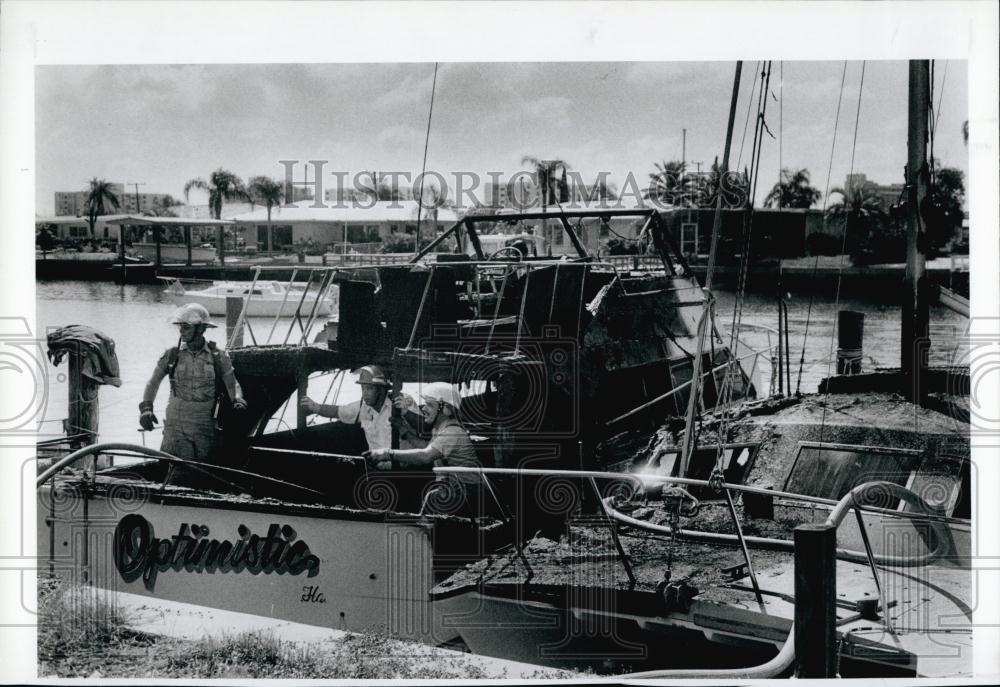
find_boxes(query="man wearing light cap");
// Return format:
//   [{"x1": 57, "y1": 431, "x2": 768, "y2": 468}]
[
  {"x1": 299, "y1": 365, "x2": 423, "y2": 452},
  {"x1": 140, "y1": 303, "x2": 246, "y2": 461},
  {"x1": 365, "y1": 381, "x2": 481, "y2": 514}
]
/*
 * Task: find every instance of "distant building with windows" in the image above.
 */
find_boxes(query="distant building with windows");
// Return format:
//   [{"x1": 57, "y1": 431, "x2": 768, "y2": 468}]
[
  {"x1": 844, "y1": 173, "x2": 905, "y2": 210},
  {"x1": 230, "y1": 200, "x2": 458, "y2": 253},
  {"x1": 54, "y1": 183, "x2": 178, "y2": 216}
]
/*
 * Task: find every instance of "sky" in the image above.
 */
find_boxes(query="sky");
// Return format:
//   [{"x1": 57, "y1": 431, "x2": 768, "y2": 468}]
[{"x1": 35, "y1": 59, "x2": 969, "y2": 215}]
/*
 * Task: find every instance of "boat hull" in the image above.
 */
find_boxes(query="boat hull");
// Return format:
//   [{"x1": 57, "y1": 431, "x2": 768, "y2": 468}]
[
  {"x1": 39, "y1": 481, "x2": 462, "y2": 644},
  {"x1": 167, "y1": 291, "x2": 332, "y2": 317}
]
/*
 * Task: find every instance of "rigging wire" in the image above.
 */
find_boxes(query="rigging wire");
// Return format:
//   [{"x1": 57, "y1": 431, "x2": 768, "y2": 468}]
[
  {"x1": 414, "y1": 62, "x2": 440, "y2": 257},
  {"x1": 818, "y1": 61, "x2": 866, "y2": 445},
  {"x1": 713, "y1": 62, "x2": 774, "y2": 475},
  {"x1": 778, "y1": 61, "x2": 783, "y2": 195},
  {"x1": 736, "y1": 62, "x2": 761, "y2": 172},
  {"x1": 794, "y1": 61, "x2": 848, "y2": 395}
]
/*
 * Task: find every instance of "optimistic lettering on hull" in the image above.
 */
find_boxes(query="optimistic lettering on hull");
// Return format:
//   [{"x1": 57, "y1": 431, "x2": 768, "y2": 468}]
[{"x1": 113, "y1": 514, "x2": 320, "y2": 591}]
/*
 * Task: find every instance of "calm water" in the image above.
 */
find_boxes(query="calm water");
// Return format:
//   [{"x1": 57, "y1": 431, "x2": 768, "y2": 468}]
[{"x1": 35, "y1": 280, "x2": 968, "y2": 446}]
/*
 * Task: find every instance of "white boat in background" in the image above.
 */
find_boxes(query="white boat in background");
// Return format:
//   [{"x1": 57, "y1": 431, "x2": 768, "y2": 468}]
[
  {"x1": 162, "y1": 278, "x2": 337, "y2": 318},
  {"x1": 133, "y1": 242, "x2": 217, "y2": 264}
]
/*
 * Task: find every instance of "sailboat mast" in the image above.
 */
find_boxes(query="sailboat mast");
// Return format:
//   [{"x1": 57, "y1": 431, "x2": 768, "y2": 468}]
[
  {"x1": 678, "y1": 61, "x2": 743, "y2": 477},
  {"x1": 901, "y1": 60, "x2": 931, "y2": 403}
]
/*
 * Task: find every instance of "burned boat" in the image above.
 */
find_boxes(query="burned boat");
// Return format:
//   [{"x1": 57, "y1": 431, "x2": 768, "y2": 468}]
[
  {"x1": 429, "y1": 389, "x2": 972, "y2": 677},
  {"x1": 427, "y1": 59, "x2": 974, "y2": 678},
  {"x1": 37, "y1": 207, "x2": 759, "y2": 645}
]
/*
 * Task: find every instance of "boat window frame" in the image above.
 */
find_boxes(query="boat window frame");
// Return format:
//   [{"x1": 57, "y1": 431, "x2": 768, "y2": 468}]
[{"x1": 781, "y1": 440, "x2": 957, "y2": 515}]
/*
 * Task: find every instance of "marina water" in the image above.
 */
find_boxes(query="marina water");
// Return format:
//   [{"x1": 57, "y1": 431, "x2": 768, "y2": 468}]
[{"x1": 35, "y1": 280, "x2": 968, "y2": 448}]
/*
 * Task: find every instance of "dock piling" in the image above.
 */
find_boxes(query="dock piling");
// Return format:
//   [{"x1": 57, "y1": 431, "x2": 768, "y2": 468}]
[
  {"x1": 836, "y1": 310, "x2": 864, "y2": 375},
  {"x1": 226, "y1": 296, "x2": 244, "y2": 348},
  {"x1": 794, "y1": 523, "x2": 838, "y2": 678}
]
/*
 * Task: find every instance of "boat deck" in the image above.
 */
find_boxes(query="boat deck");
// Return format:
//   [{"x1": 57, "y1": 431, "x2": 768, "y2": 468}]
[{"x1": 432, "y1": 518, "x2": 972, "y2": 677}]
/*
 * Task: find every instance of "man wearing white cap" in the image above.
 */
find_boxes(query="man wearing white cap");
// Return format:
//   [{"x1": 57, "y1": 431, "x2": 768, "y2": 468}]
[
  {"x1": 365, "y1": 381, "x2": 481, "y2": 513},
  {"x1": 140, "y1": 303, "x2": 246, "y2": 461},
  {"x1": 299, "y1": 365, "x2": 423, "y2": 452}
]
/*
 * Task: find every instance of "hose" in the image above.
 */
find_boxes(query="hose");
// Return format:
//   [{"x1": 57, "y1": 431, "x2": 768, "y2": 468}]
[
  {"x1": 605, "y1": 481, "x2": 950, "y2": 568},
  {"x1": 618, "y1": 481, "x2": 947, "y2": 678},
  {"x1": 35, "y1": 441, "x2": 324, "y2": 496}
]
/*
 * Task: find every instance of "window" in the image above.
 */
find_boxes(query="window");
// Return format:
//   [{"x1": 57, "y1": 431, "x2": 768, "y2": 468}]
[{"x1": 784, "y1": 442, "x2": 924, "y2": 510}]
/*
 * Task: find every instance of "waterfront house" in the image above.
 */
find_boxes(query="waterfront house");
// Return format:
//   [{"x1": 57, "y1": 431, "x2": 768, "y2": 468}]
[{"x1": 228, "y1": 200, "x2": 459, "y2": 254}]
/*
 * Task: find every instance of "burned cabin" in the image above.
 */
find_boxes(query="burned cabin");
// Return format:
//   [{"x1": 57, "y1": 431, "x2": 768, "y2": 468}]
[{"x1": 222, "y1": 209, "x2": 757, "y2": 488}]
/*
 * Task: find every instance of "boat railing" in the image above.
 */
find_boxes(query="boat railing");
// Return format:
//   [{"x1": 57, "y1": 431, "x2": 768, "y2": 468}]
[
  {"x1": 435, "y1": 466, "x2": 954, "y2": 639},
  {"x1": 220, "y1": 266, "x2": 340, "y2": 347}
]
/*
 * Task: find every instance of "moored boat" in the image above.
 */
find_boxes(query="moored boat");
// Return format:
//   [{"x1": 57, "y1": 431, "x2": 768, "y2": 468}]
[{"x1": 161, "y1": 278, "x2": 337, "y2": 318}]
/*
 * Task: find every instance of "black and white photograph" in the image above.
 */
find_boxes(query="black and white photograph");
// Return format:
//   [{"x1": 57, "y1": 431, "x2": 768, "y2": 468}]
[{"x1": 1, "y1": 1, "x2": 998, "y2": 682}]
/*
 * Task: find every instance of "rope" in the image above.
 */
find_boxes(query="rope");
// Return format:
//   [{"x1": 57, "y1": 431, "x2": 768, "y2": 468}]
[
  {"x1": 795, "y1": 61, "x2": 848, "y2": 395},
  {"x1": 414, "y1": 62, "x2": 439, "y2": 257}
]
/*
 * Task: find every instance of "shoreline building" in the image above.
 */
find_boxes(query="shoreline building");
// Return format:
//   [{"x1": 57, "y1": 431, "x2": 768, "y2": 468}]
[
  {"x1": 54, "y1": 183, "x2": 178, "y2": 217},
  {"x1": 229, "y1": 200, "x2": 458, "y2": 253}
]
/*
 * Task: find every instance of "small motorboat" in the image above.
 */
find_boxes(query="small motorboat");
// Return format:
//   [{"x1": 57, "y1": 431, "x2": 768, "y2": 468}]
[{"x1": 162, "y1": 278, "x2": 337, "y2": 318}]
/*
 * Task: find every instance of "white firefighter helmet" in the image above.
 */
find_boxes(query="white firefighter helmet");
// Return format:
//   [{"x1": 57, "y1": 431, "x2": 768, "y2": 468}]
[
  {"x1": 169, "y1": 303, "x2": 217, "y2": 328},
  {"x1": 418, "y1": 381, "x2": 462, "y2": 411}
]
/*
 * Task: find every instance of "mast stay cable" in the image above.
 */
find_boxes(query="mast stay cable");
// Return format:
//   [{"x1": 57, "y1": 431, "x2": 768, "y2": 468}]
[
  {"x1": 794, "y1": 61, "x2": 848, "y2": 395},
  {"x1": 414, "y1": 62, "x2": 440, "y2": 258}
]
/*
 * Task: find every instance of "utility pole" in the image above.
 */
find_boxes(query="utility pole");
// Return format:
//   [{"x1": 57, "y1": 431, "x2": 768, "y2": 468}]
[
  {"x1": 682, "y1": 128, "x2": 686, "y2": 170},
  {"x1": 126, "y1": 181, "x2": 146, "y2": 214}
]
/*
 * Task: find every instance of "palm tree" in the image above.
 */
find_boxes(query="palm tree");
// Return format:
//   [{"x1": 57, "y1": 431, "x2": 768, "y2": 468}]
[
  {"x1": 694, "y1": 159, "x2": 750, "y2": 209},
  {"x1": 826, "y1": 181, "x2": 890, "y2": 264},
  {"x1": 84, "y1": 178, "x2": 121, "y2": 238},
  {"x1": 521, "y1": 157, "x2": 570, "y2": 251},
  {"x1": 415, "y1": 182, "x2": 449, "y2": 252},
  {"x1": 644, "y1": 160, "x2": 694, "y2": 207},
  {"x1": 248, "y1": 176, "x2": 285, "y2": 253},
  {"x1": 183, "y1": 169, "x2": 248, "y2": 220},
  {"x1": 764, "y1": 168, "x2": 822, "y2": 209}
]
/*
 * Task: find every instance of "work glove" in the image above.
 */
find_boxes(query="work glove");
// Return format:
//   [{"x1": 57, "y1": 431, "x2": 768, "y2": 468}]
[
  {"x1": 363, "y1": 448, "x2": 393, "y2": 471},
  {"x1": 391, "y1": 393, "x2": 415, "y2": 412},
  {"x1": 139, "y1": 409, "x2": 158, "y2": 431},
  {"x1": 232, "y1": 398, "x2": 247, "y2": 411}
]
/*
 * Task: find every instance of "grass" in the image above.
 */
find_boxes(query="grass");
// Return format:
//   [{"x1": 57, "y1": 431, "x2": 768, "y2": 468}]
[{"x1": 37, "y1": 577, "x2": 554, "y2": 679}]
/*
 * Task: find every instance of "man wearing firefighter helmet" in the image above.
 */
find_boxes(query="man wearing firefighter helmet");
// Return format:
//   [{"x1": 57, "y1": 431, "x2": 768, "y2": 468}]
[
  {"x1": 299, "y1": 365, "x2": 422, "y2": 452},
  {"x1": 140, "y1": 303, "x2": 246, "y2": 461},
  {"x1": 365, "y1": 381, "x2": 481, "y2": 514}
]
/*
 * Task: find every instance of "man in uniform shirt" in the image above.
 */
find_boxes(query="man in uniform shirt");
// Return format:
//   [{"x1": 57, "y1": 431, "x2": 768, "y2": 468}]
[
  {"x1": 299, "y1": 365, "x2": 422, "y2": 452},
  {"x1": 365, "y1": 382, "x2": 481, "y2": 515},
  {"x1": 140, "y1": 303, "x2": 246, "y2": 461}
]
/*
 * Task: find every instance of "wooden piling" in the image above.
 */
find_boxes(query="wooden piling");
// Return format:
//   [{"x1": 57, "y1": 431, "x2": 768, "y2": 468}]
[
  {"x1": 794, "y1": 523, "x2": 838, "y2": 678},
  {"x1": 67, "y1": 344, "x2": 102, "y2": 471},
  {"x1": 836, "y1": 310, "x2": 864, "y2": 375},
  {"x1": 153, "y1": 224, "x2": 162, "y2": 268},
  {"x1": 225, "y1": 296, "x2": 244, "y2": 348}
]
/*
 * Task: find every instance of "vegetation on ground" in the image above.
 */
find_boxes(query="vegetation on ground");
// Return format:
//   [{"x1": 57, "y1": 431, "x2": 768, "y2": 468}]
[{"x1": 37, "y1": 577, "x2": 562, "y2": 679}]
